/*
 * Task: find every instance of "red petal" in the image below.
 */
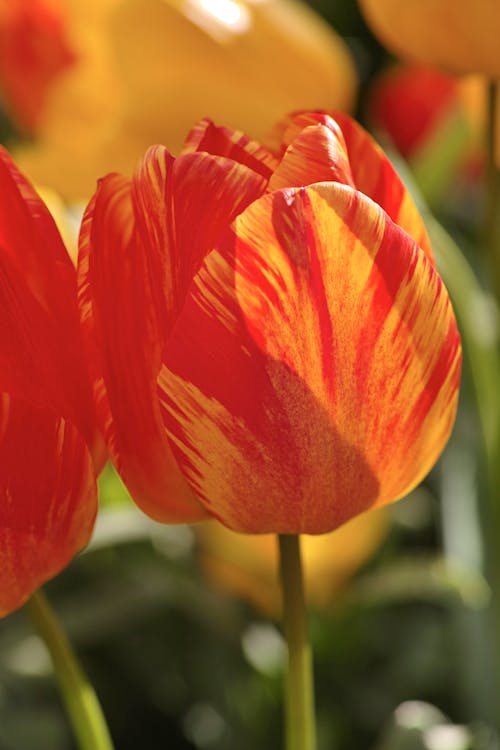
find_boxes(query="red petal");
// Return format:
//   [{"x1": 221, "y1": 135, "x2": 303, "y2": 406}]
[
  {"x1": 79, "y1": 148, "x2": 265, "y2": 522},
  {"x1": 0, "y1": 147, "x2": 99, "y2": 456},
  {"x1": 133, "y1": 146, "x2": 267, "y2": 328},
  {"x1": 79, "y1": 173, "x2": 202, "y2": 523},
  {"x1": 183, "y1": 118, "x2": 278, "y2": 181},
  {"x1": 0, "y1": 395, "x2": 96, "y2": 617},
  {"x1": 269, "y1": 111, "x2": 434, "y2": 262},
  {"x1": 160, "y1": 184, "x2": 460, "y2": 533}
]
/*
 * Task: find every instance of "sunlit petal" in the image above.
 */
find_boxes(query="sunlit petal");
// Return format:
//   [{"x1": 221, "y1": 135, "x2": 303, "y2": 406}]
[{"x1": 159, "y1": 184, "x2": 460, "y2": 533}]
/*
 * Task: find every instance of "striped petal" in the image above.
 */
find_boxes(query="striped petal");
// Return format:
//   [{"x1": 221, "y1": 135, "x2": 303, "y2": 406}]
[
  {"x1": 159, "y1": 184, "x2": 461, "y2": 534},
  {"x1": 79, "y1": 174, "x2": 204, "y2": 523},
  {"x1": 133, "y1": 146, "x2": 267, "y2": 327},
  {"x1": 0, "y1": 395, "x2": 97, "y2": 617},
  {"x1": 0, "y1": 147, "x2": 98, "y2": 455},
  {"x1": 268, "y1": 123, "x2": 355, "y2": 191},
  {"x1": 183, "y1": 118, "x2": 278, "y2": 180},
  {"x1": 269, "y1": 111, "x2": 433, "y2": 262},
  {"x1": 78, "y1": 148, "x2": 265, "y2": 522}
]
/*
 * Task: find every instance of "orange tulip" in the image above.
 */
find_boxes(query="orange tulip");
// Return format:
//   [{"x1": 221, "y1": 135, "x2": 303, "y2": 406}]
[
  {"x1": 79, "y1": 111, "x2": 461, "y2": 533},
  {"x1": 198, "y1": 509, "x2": 389, "y2": 614},
  {"x1": 13, "y1": 0, "x2": 357, "y2": 201},
  {"x1": 0, "y1": 148, "x2": 100, "y2": 617},
  {"x1": 359, "y1": 0, "x2": 500, "y2": 77},
  {"x1": 0, "y1": 0, "x2": 74, "y2": 133}
]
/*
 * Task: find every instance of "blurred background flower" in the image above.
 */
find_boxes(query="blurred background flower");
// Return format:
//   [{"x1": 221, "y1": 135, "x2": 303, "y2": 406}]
[
  {"x1": 197, "y1": 509, "x2": 389, "y2": 615},
  {"x1": 10, "y1": 0, "x2": 357, "y2": 200},
  {"x1": 358, "y1": 0, "x2": 500, "y2": 76},
  {"x1": 0, "y1": 0, "x2": 75, "y2": 134},
  {"x1": 366, "y1": 64, "x2": 500, "y2": 206}
]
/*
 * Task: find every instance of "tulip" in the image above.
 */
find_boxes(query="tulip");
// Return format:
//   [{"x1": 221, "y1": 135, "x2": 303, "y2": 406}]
[
  {"x1": 368, "y1": 65, "x2": 463, "y2": 160},
  {"x1": 198, "y1": 508, "x2": 389, "y2": 614},
  {"x1": 368, "y1": 64, "x2": 497, "y2": 162},
  {"x1": 366, "y1": 65, "x2": 500, "y2": 202},
  {"x1": 359, "y1": 0, "x2": 500, "y2": 77},
  {"x1": 0, "y1": 0, "x2": 74, "y2": 133},
  {"x1": 79, "y1": 110, "x2": 461, "y2": 534},
  {"x1": 0, "y1": 147, "x2": 100, "y2": 617},
  {"x1": 14, "y1": 0, "x2": 356, "y2": 201}
]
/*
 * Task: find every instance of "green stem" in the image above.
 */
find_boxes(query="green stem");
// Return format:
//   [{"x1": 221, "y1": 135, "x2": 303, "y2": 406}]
[
  {"x1": 484, "y1": 80, "x2": 500, "y2": 300},
  {"x1": 481, "y1": 78, "x2": 500, "y2": 729},
  {"x1": 25, "y1": 589, "x2": 114, "y2": 750},
  {"x1": 278, "y1": 534, "x2": 316, "y2": 750}
]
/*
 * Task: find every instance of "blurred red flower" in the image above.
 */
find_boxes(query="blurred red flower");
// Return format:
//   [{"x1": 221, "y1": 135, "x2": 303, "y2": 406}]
[
  {"x1": 368, "y1": 65, "x2": 460, "y2": 159},
  {"x1": 0, "y1": 0, "x2": 74, "y2": 133}
]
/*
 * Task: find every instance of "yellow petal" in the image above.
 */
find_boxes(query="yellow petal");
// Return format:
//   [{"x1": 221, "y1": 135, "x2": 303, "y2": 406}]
[{"x1": 360, "y1": 0, "x2": 500, "y2": 77}]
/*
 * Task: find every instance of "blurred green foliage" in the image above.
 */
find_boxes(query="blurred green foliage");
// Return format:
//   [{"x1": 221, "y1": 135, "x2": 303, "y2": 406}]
[{"x1": 0, "y1": 462, "x2": 497, "y2": 749}]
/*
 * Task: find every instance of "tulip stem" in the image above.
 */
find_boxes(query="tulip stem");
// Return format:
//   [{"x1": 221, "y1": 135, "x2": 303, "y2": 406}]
[
  {"x1": 278, "y1": 534, "x2": 316, "y2": 750},
  {"x1": 25, "y1": 589, "x2": 114, "y2": 750},
  {"x1": 485, "y1": 80, "x2": 500, "y2": 300}
]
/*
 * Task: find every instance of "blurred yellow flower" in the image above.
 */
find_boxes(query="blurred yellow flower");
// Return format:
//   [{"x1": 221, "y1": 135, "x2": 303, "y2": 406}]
[
  {"x1": 359, "y1": 0, "x2": 500, "y2": 77},
  {"x1": 197, "y1": 509, "x2": 389, "y2": 615},
  {"x1": 14, "y1": 0, "x2": 357, "y2": 200}
]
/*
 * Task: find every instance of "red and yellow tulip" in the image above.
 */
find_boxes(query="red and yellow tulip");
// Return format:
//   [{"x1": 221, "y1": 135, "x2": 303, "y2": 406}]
[
  {"x1": 0, "y1": 148, "x2": 101, "y2": 617},
  {"x1": 14, "y1": 0, "x2": 357, "y2": 201},
  {"x1": 359, "y1": 0, "x2": 500, "y2": 77},
  {"x1": 79, "y1": 111, "x2": 461, "y2": 534},
  {"x1": 0, "y1": 0, "x2": 75, "y2": 133}
]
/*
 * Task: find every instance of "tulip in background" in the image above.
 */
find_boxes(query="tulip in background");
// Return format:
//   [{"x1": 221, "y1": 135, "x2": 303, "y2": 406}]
[
  {"x1": 358, "y1": 0, "x2": 500, "y2": 77},
  {"x1": 0, "y1": 0, "x2": 74, "y2": 133},
  {"x1": 13, "y1": 0, "x2": 357, "y2": 201},
  {"x1": 368, "y1": 65, "x2": 462, "y2": 160},
  {"x1": 366, "y1": 64, "x2": 498, "y2": 205},
  {"x1": 198, "y1": 508, "x2": 389, "y2": 615}
]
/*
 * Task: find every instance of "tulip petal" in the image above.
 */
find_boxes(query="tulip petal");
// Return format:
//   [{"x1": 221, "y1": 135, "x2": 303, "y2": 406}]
[
  {"x1": 133, "y1": 146, "x2": 267, "y2": 325},
  {"x1": 0, "y1": 395, "x2": 96, "y2": 617},
  {"x1": 79, "y1": 174, "x2": 204, "y2": 523},
  {"x1": 270, "y1": 112, "x2": 433, "y2": 262},
  {"x1": 0, "y1": 147, "x2": 97, "y2": 448},
  {"x1": 79, "y1": 149, "x2": 265, "y2": 522},
  {"x1": 183, "y1": 118, "x2": 278, "y2": 180},
  {"x1": 159, "y1": 184, "x2": 460, "y2": 534},
  {"x1": 268, "y1": 123, "x2": 355, "y2": 191}
]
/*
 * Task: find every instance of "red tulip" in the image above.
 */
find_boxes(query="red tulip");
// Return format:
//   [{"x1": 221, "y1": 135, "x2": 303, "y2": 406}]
[
  {"x1": 368, "y1": 65, "x2": 460, "y2": 159},
  {"x1": 79, "y1": 111, "x2": 461, "y2": 534},
  {"x1": 367, "y1": 65, "x2": 494, "y2": 184},
  {"x1": 0, "y1": 0, "x2": 75, "y2": 134},
  {"x1": 0, "y1": 148, "x2": 100, "y2": 617}
]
